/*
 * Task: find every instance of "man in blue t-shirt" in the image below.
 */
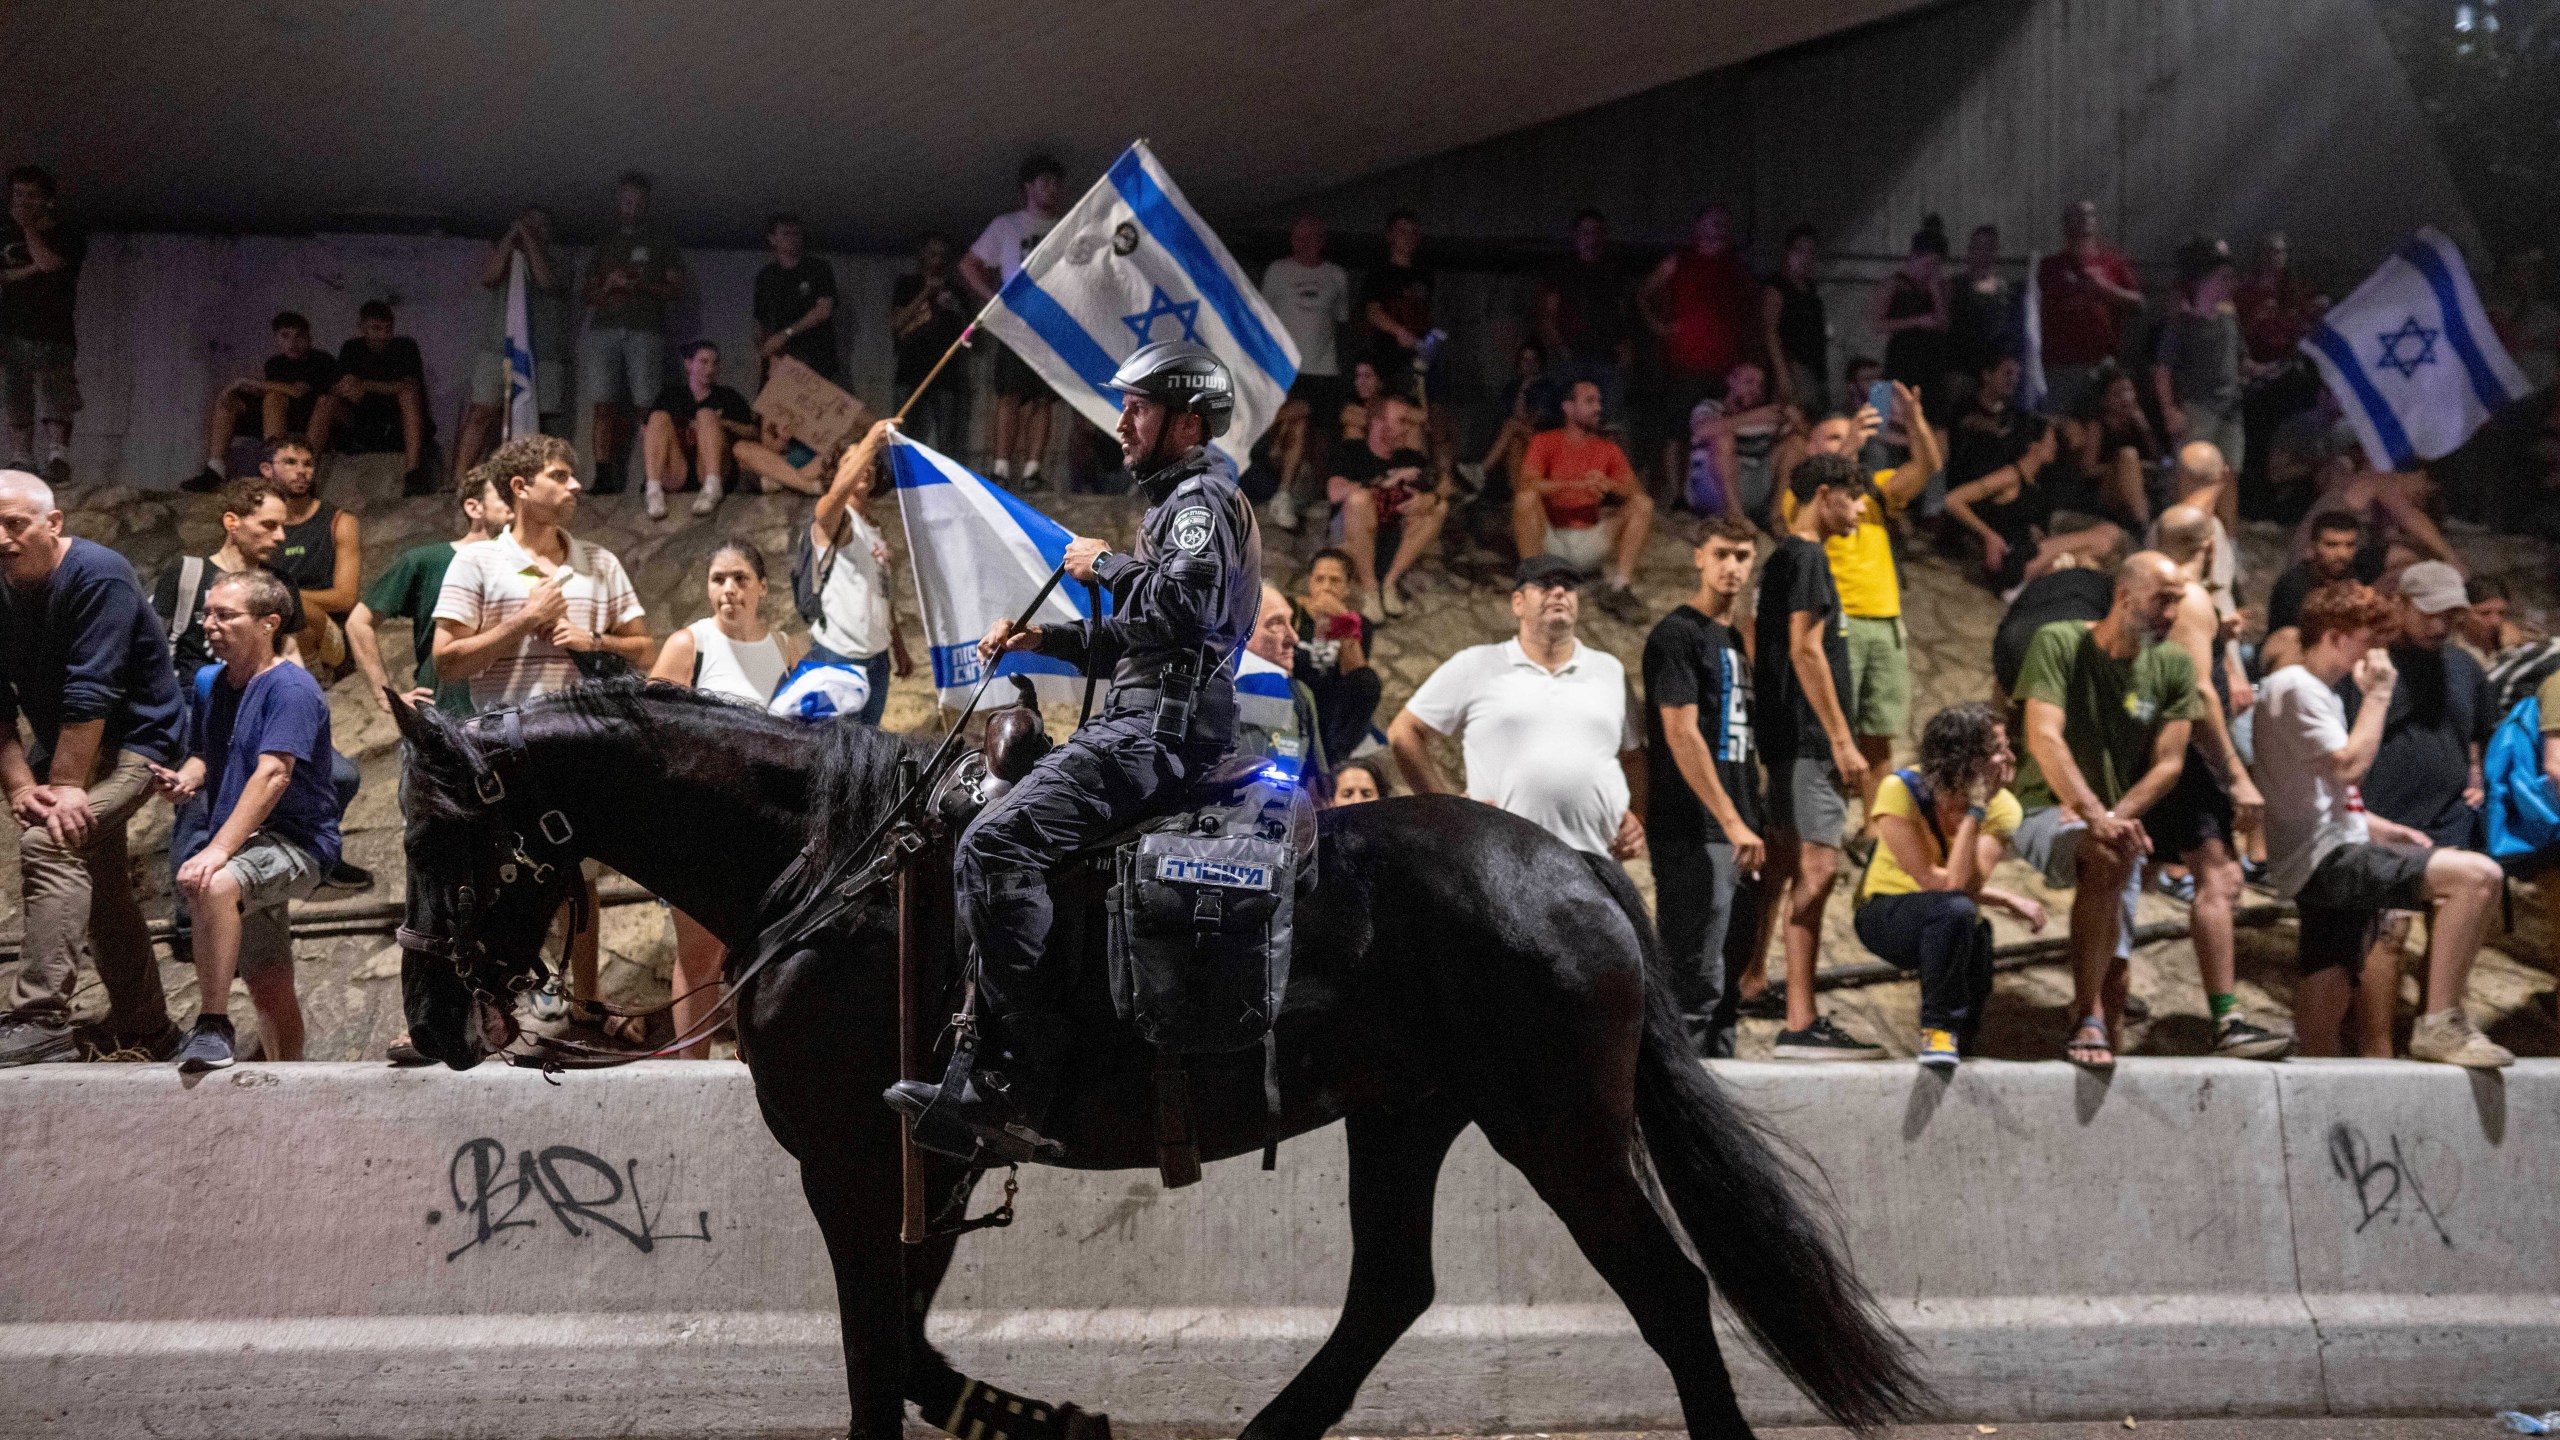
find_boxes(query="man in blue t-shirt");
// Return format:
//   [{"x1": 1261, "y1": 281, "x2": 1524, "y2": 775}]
[{"x1": 151, "y1": 569, "x2": 340, "y2": 1072}]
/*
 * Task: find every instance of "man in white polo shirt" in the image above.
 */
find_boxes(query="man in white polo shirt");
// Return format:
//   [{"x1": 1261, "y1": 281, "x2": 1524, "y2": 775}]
[{"x1": 1389, "y1": 555, "x2": 1645, "y2": 859}]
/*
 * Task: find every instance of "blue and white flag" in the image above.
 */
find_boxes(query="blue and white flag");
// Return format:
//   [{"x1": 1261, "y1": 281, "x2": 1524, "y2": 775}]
[
  {"x1": 2300, "y1": 227, "x2": 2529, "y2": 471},
  {"x1": 1233, "y1": 646, "x2": 1307, "y2": 781},
  {"x1": 978, "y1": 142, "x2": 1300, "y2": 466},
  {"x1": 502, "y1": 251, "x2": 539, "y2": 440},
  {"x1": 889, "y1": 431, "x2": 1111, "y2": 709}
]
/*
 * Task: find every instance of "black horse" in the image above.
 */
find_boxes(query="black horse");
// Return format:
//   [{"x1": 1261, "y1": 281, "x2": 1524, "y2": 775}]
[{"x1": 392, "y1": 678, "x2": 1930, "y2": 1440}]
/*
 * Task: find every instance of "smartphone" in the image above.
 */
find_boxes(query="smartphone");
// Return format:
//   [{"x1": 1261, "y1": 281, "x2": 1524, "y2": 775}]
[{"x1": 1865, "y1": 379, "x2": 1896, "y2": 422}]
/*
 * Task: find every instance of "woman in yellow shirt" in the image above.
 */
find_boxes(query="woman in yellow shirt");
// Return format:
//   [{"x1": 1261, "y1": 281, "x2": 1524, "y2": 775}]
[{"x1": 1854, "y1": 701, "x2": 2049, "y2": 1069}]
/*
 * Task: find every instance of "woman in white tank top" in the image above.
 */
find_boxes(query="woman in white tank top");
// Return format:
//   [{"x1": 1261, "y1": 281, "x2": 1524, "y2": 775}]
[{"x1": 647, "y1": 539, "x2": 803, "y2": 1056}]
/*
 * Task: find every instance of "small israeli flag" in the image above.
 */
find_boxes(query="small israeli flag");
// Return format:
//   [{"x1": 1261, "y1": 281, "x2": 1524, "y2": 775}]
[
  {"x1": 979, "y1": 142, "x2": 1300, "y2": 464},
  {"x1": 2300, "y1": 227, "x2": 2529, "y2": 470},
  {"x1": 888, "y1": 431, "x2": 1111, "y2": 709},
  {"x1": 502, "y1": 251, "x2": 539, "y2": 440}
]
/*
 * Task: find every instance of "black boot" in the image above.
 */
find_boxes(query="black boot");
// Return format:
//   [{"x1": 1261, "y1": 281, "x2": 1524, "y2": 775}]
[{"x1": 885, "y1": 1018, "x2": 1067, "y2": 1164}]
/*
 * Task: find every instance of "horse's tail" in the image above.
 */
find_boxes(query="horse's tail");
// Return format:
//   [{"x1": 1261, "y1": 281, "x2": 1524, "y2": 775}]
[{"x1": 1580, "y1": 852, "x2": 1934, "y2": 1433}]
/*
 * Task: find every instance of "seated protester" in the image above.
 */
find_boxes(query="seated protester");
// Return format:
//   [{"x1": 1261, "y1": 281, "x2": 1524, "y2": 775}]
[
  {"x1": 2070, "y1": 362, "x2": 2164, "y2": 525},
  {"x1": 1684, "y1": 359, "x2": 1786, "y2": 527},
  {"x1": 2337, "y1": 563, "x2": 2492, "y2": 850},
  {"x1": 1855, "y1": 702, "x2": 2049, "y2": 1069},
  {"x1": 1328, "y1": 754, "x2": 1391, "y2": 807},
  {"x1": 650, "y1": 538, "x2": 802, "y2": 1060},
  {"x1": 1327, "y1": 395, "x2": 1446, "y2": 621},
  {"x1": 314, "y1": 300, "x2": 432, "y2": 492},
  {"x1": 1945, "y1": 353, "x2": 2035, "y2": 492},
  {"x1": 2148, "y1": 442, "x2": 2243, "y2": 618},
  {"x1": 1236, "y1": 582, "x2": 1328, "y2": 788},
  {"x1": 801, "y1": 420, "x2": 908, "y2": 726},
  {"x1": 641, "y1": 340, "x2": 759, "y2": 520},
  {"x1": 1511, "y1": 378, "x2": 1653, "y2": 621},
  {"x1": 1944, "y1": 419, "x2": 2125, "y2": 593},
  {"x1": 347, "y1": 461, "x2": 513, "y2": 720},
  {"x1": 2254, "y1": 580, "x2": 2512, "y2": 1067},
  {"x1": 151, "y1": 570, "x2": 341, "y2": 1072},
  {"x1": 1291, "y1": 547, "x2": 1382, "y2": 766},
  {"x1": 2262, "y1": 389, "x2": 2352, "y2": 527},
  {"x1": 2454, "y1": 574, "x2": 2536, "y2": 673},
  {"x1": 261, "y1": 434, "x2": 361, "y2": 670},
  {"x1": 1464, "y1": 339, "x2": 1560, "y2": 496},
  {"x1": 1993, "y1": 553, "x2": 2119, "y2": 698},
  {"x1": 1332, "y1": 357, "x2": 1387, "y2": 459},
  {"x1": 2260, "y1": 511, "x2": 2382, "y2": 674},
  {"x1": 185, "y1": 311, "x2": 340, "y2": 493}
]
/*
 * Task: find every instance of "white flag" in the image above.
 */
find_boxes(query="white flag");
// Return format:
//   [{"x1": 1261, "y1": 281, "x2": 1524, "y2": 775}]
[
  {"x1": 889, "y1": 431, "x2": 1109, "y2": 709},
  {"x1": 2300, "y1": 227, "x2": 2530, "y2": 470},
  {"x1": 502, "y1": 251, "x2": 539, "y2": 440},
  {"x1": 2019, "y1": 251, "x2": 2049, "y2": 415},
  {"x1": 978, "y1": 142, "x2": 1300, "y2": 466}
]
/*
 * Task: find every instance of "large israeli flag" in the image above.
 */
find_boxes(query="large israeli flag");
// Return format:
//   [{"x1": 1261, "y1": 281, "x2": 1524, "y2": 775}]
[
  {"x1": 979, "y1": 142, "x2": 1299, "y2": 465},
  {"x1": 2300, "y1": 228, "x2": 2530, "y2": 471},
  {"x1": 889, "y1": 432, "x2": 1111, "y2": 709},
  {"x1": 502, "y1": 252, "x2": 539, "y2": 440}
]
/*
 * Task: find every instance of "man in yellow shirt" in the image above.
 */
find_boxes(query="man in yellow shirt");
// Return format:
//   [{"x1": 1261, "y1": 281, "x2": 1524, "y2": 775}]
[{"x1": 1775, "y1": 381, "x2": 1942, "y2": 832}]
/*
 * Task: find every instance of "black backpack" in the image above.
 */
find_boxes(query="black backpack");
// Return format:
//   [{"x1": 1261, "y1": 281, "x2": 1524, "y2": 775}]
[{"x1": 790, "y1": 517, "x2": 845, "y2": 627}]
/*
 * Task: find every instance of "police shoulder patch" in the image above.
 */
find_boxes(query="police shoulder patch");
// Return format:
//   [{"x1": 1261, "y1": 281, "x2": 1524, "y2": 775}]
[{"x1": 1170, "y1": 505, "x2": 1213, "y2": 553}]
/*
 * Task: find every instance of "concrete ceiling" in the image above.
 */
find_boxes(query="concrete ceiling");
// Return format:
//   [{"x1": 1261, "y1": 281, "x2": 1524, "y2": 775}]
[{"x1": 5, "y1": 0, "x2": 1930, "y2": 249}]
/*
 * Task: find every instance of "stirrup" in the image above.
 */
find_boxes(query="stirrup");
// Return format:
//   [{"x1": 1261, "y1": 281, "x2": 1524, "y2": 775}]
[{"x1": 886, "y1": 1030, "x2": 1064, "y2": 1165}]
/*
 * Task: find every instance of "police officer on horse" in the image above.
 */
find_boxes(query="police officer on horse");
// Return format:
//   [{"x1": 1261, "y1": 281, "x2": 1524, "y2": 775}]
[{"x1": 888, "y1": 340, "x2": 1262, "y2": 1162}]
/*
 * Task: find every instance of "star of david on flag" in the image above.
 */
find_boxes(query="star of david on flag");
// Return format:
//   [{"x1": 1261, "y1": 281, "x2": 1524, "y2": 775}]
[
  {"x1": 2299, "y1": 227, "x2": 2528, "y2": 470},
  {"x1": 975, "y1": 142, "x2": 1300, "y2": 465}
]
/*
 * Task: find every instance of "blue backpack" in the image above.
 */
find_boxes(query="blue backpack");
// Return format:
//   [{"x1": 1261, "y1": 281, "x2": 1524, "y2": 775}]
[{"x1": 2482, "y1": 694, "x2": 2560, "y2": 864}]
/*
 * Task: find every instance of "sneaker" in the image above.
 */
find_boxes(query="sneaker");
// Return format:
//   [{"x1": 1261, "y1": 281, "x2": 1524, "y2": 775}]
[
  {"x1": 1268, "y1": 489, "x2": 1300, "y2": 532},
  {"x1": 2213, "y1": 1013, "x2": 2294, "y2": 1060},
  {"x1": 41, "y1": 456, "x2": 69, "y2": 487},
  {"x1": 690, "y1": 477, "x2": 722, "y2": 517},
  {"x1": 643, "y1": 482, "x2": 668, "y2": 520},
  {"x1": 2155, "y1": 867, "x2": 2198, "y2": 903},
  {"x1": 1381, "y1": 581, "x2": 1408, "y2": 619},
  {"x1": 0, "y1": 1014, "x2": 77, "y2": 1067},
  {"x1": 181, "y1": 465, "x2": 226, "y2": 494},
  {"x1": 1917, "y1": 1027, "x2": 1961, "y2": 1071},
  {"x1": 176, "y1": 1016, "x2": 236, "y2": 1072},
  {"x1": 322, "y1": 860, "x2": 374, "y2": 891},
  {"x1": 2408, "y1": 1007, "x2": 2514, "y2": 1069},
  {"x1": 1772, "y1": 1015, "x2": 1888, "y2": 1061},
  {"x1": 1596, "y1": 583, "x2": 1648, "y2": 624},
  {"x1": 1453, "y1": 461, "x2": 1488, "y2": 496},
  {"x1": 1359, "y1": 592, "x2": 1384, "y2": 625},
  {"x1": 527, "y1": 980, "x2": 569, "y2": 1024}
]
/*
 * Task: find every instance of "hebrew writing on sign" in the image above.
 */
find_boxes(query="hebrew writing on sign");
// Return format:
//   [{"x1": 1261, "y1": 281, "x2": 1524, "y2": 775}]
[{"x1": 753, "y1": 356, "x2": 871, "y2": 455}]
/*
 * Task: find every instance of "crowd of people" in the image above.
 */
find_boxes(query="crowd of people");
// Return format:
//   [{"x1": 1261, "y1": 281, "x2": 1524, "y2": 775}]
[{"x1": 0, "y1": 148, "x2": 2553, "y2": 1075}]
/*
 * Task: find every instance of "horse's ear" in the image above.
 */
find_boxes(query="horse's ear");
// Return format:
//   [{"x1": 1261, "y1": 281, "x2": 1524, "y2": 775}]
[{"x1": 387, "y1": 688, "x2": 427, "y2": 745}]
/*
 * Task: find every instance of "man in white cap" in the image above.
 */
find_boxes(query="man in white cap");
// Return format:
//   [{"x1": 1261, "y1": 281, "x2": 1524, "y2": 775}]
[{"x1": 2338, "y1": 560, "x2": 2492, "y2": 851}]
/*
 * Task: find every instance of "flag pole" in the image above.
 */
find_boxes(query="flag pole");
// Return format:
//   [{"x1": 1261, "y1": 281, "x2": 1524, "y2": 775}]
[{"x1": 891, "y1": 319, "x2": 983, "y2": 426}]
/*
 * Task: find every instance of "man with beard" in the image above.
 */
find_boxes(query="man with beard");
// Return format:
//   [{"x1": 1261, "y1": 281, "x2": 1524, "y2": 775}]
[{"x1": 2261, "y1": 511, "x2": 2379, "y2": 673}]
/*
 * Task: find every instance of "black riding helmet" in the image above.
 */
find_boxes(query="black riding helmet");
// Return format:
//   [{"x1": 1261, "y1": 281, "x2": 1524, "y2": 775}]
[{"x1": 1109, "y1": 339, "x2": 1235, "y2": 440}]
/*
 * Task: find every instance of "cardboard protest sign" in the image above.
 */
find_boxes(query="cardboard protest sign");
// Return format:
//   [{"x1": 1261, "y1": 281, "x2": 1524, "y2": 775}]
[{"x1": 753, "y1": 357, "x2": 870, "y2": 454}]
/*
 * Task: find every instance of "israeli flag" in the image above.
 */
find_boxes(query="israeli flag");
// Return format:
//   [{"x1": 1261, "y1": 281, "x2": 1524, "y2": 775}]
[
  {"x1": 502, "y1": 251, "x2": 539, "y2": 440},
  {"x1": 979, "y1": 142, "x2": 1300, "y2": 465},
  {"x1": 2300, "y1": 228, "x2": 2529, "y2": 470},
  {"x1": 889, "y1": 432, "x2": 1112, "y2": 709},
  {"x1": 1235, "y1": 646, "x2": 1309, "y2": 784}
]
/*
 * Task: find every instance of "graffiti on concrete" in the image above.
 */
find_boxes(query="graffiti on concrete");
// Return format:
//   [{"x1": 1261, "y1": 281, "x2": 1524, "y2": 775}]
[
  {"x1": 429, "y1": 1137, "x2": 713, "y2": 1262},
  {"x1": 2326, "y1": 1123, "x2": 2454, "y2": 1248}
]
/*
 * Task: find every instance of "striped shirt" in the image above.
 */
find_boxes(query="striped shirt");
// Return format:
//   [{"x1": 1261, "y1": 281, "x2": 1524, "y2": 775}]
[{"x1": 433, "y1": 529, "x2": 643, "y2": 710}]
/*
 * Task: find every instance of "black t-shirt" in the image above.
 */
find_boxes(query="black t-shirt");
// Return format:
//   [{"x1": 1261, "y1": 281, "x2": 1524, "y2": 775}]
[
  {"x1": 2337, "y1": 641, "x2": 2491, "y2": 846},
  {"x1": 1753, "y1": 536, "x2": 1852, "y2": 761},
  {"x1": 754, "y1": 257, "x2": 841, "y2": 378},
  {"x1": 152, "y1": 558, "x2": 305, "y2": 682},
  {"x1": 1995, "y1": 567, "x2": 2114, "y2": 696},
  {"x1": 1948, "y1": 402, "x2": 2031, "y2": 488},
  {"x1": 1361, "y1": 262, "x2": 1434, "y2": 357},
  {"x1": 1643, "y1": 603, "x2": 1761, "y2": 846},
  {"x1": 0, "y1": 222, "x2": 86, "y2": 345},
  {"x1": 337, "y1": 335, "x2": 424, "y2": 386},
  {"x1": 1334, "y1": 444, "x2": 1428, "y2": 516},
  {"x1": 2266, "y1": 553, "x2": 2388, "y2": 636},
  {"x1": 262, "y1": 350, "x2": 339, "y2": 428},
  {"x1": 892, "y1": 271, "x2": 970, "y2": 387},
  {"x1": 649, "y1": 382, "x2": 755, "y2": 430},
  {"x1": 1543, "y1": 259, "x2": 1630, "y2": 359}
]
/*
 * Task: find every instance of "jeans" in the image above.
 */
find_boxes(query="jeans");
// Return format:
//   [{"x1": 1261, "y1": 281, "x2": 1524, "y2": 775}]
[
  {"x1": 804, "y1": 640, "x2": 892, "y2": 727},
  {"x1": 1654, "y1": 831, "x2": 1738, "y2": 1057},
  {"x1": 10, "y1": 749, "x2": 166, "y2": 1035},
  {"x1": 1853, "y1": 889, "x2": 1996, "y2": 1038}
]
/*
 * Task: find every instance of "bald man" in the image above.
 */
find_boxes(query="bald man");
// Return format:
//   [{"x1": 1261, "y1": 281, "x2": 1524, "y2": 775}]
[{"x1": 2151, "y1": 441, "x2": 2239, "y2": 609}]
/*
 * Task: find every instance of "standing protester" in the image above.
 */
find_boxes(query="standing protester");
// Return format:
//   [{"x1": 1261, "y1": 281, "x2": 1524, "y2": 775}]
[
  {"x1": 800, "y1": 420, "x2": 907, "y2": 727},
  {"x1": 1753, "y1": 453, "x2": 1884, "y2": 1060},
  {"x1": 1855, "y1": 702, "x2": 2047, "y2": 1069},
  {"x1": 0, "y1": 471, "x2": 183, "y2": 1064},
  {"x1": 153, "y1": 570, "x2": 338, "y2": 1072},
  {"x1": 1644, "y1": 516, "x2": 1765, "y2": 1057},
  {"x1": 2254, "y1": 582, "x2": 2512, "y2": 1067},
  {"x1": 963, "y1": 155, "x2": 1066, "y2": 489},
  {"x1": 650, "y1": 538, "x2": 800, "y2": 1059},
  {"x1": 1947, "y1": 223, "x2": 2014, "y2": 402},
  {"x1": 1641, "y1": 203, "x2": 1760, "y2": 491},
  {"x1": 1392, "y1": 555, "x2": 1645, "y2": 860},
  {"x1": 2036, "y1": 200, "x2": 2144, "y2": 417},
  {"x1": 1762, "y1": 223, "x2": 1828, "y2": 414},
  {"x1": 579, "y1": 171, "x2": 685, "y2": 494},
  {"x1": 453, "y1": 205, "x2": 570, "y2": 488},
  {"x1": 890, "y1": 233, "x2": 974, "y2": 455},
  {"x1": 348, "y1": 461, "x2": 514, "y2": 719},
  {"x1": 2152, "y1": 237, "x2": 2250, "y2": 475},
  {"x1": 1, "y1": 167, "x2": 85, "y2": 485},
  {"x1": 1871, "y1": 217, "x2": 1951, "y2": 411},
  {"x1": 2008, "y1": 553, "x2": 2199, "y2": 1069},
  {"x1": 752, "y1": 213, "x2": 840, "y2": 383},
  {"x1": 1539, "y1": 209, "x2": 1636, "y2": 421},
  {"x1": 1360, "y1": 210, "x2": 1440, "y2": 409},
  {"x1": 1262, "y1": 215, "x2": 1352, "y2": 530}
]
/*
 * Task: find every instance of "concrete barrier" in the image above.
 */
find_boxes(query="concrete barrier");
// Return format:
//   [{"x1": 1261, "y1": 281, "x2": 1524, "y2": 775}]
[{"x1": 1, "y1": 1059, "x2": 2551, "y2": 1438}]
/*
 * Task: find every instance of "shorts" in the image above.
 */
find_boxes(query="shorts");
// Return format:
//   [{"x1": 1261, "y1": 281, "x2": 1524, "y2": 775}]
[
  {"x1": 2012, "y1": 804, "x2": 2142, "y2": 959},
  {"x1": 2293, "y1": 841, "x2": 2431, "y2": 976},
  {"x1": 1764, "y1": 752, "x2": 1849, "y2": 848},
  {"x1": 993, "y1": 339, "x2": 1050, "y2": 402},
  {"x1": 469, "y1": 349, "x2": 568, "y2": 413},
  {"x1": 1843, "y1": 615, "x2": 1909, "y2": 738},
  {"x1": 578, "y1": 326, "x2": 666, "y2": 407},
  {"x1": 1543, "y1": 521, "x2": 1614, "y2": 575},
  {"x1": 0, "y1": 335, "x2": 80, "y2": 429},
  {"x1": 224, "y1": 832, "x2": 326, "y2": 979},
  {"x1": 2141, "y1": 747, "x2": 2233, "y2": 858}
]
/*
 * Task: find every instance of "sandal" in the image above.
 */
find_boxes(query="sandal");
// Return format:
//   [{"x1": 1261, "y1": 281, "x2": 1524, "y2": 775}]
[{"x1": 2065, "y1": 1017, "x2": 2115, "y2": 1070}]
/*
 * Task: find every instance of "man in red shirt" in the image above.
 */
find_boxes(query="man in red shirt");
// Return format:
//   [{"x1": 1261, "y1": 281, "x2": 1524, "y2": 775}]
[
  {"x1": 1642, "y1": 203, "x2": 1760, "y2": 490},
  {"x1": 1513, "y1": 378, "x2": 1653, "y2": 621},
  {"x1": 2036, "y1": 200, "x2": 2144, "y2": 415}
]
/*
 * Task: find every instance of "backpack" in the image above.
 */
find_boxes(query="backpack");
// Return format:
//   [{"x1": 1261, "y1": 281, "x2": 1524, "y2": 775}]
[
  {"x1": 165, "y1": 556, "x2": 207, "y2": 645},
  {"x1": 2482, "y1": 694, "x2": 2560, "y2": 864},
  {"x1": 2486, "y1": 637, "x2": 2560, "y2": 717},
  {"x1": 791, "y1": 517, "x2": 845, "y2": 627}
]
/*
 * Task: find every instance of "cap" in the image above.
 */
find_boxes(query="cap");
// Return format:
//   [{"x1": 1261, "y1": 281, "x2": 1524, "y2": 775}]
[
  {"x1": 1515, "y1": 554, "x2": 1583, "y2": 590},
  {"x1": 2397, "y1": 560, "x2": 2468, "y2": 615}
]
